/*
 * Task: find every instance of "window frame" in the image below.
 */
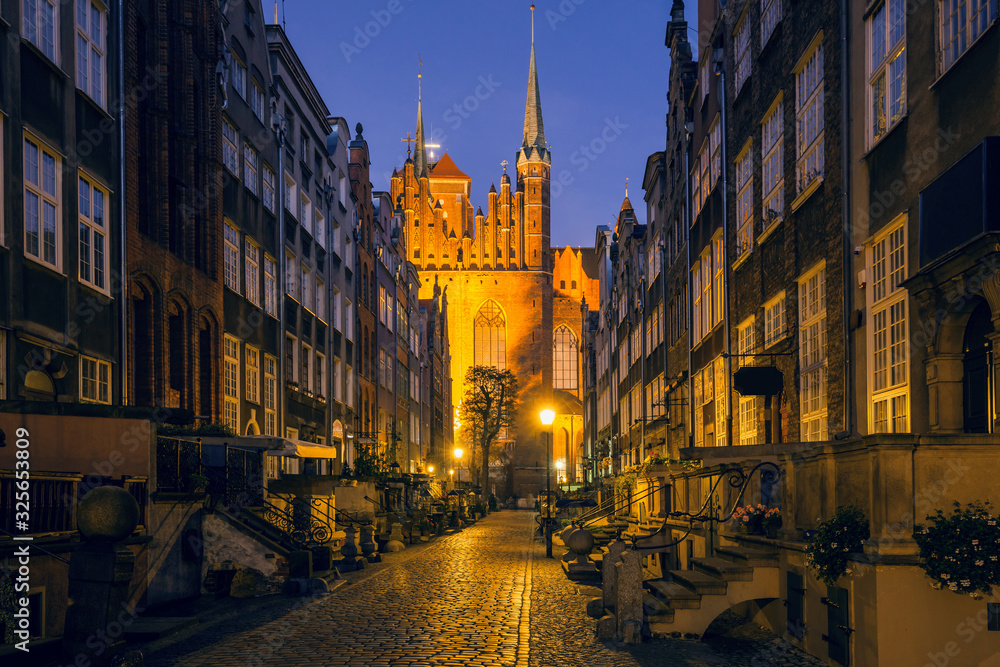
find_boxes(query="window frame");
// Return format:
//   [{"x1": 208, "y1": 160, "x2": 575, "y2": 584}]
[
  {"x1": 761, "y1": 94, "x2": 785, "y2": 227},
  {"x1": 223, "y1": 335, "x2": 240, "y2": 433},
  {"x1": 246, "y1": 345, "x2": 260, "y2": 405},
  {"x1": 23, "y1": 0, "x2": 59, "y2": 63},
  {"x1": 867, "y1": 216, "x2": 909, "y2": 434},
  {"x1": 737, "y1": 317, "x2": 761, "y2": 446},
  {"x1": 80, "y1": 354, "x2": 111, "y2": 404},
  {"x1": 798, "y1": 262, "x2": 828, "y2": 441},
  {"x1": 23, "y1": 133, "x2": 62, "y2": 272},
  {"x1": 763, "y1": 291, "x2": 788, "y2": 348},
  {"x1": 76, "y1": 0, "x2": 106, "y2": 108},
  {"x1": 734, "y1": 13, "x2": 751, "y2": 94},
  {"x1": 78, "y1": 171, "x2": 109, "y2": 294},
  {"x1": 222, "y1": 118, "x2": 239, "y2": 177},
  {"x1": 761, "y1": 0, "x2": 782, "y2": 48},
  {"x1": 939, "y1": 0, "x2": 997, "y2": 73},
  {"x1": 244, "y1": 140, "x2": 259, "y2": 197},
  {"x1": 223, "y1": 220, "x2": 241, "y2": 293},
  {"x1": 795, "y1": 33, "x2": 826, "y2": 193},
  {"x1": 868, "y1": 0, "x2": 907, "y2": 146},
  {"x1": 231, "y1": 51, "x2": 247, "y2": 100},
  {"x1": 263, "y1": 253, "x2": 277, "y2": 317},
  {"x1": 735, "y1": 140, "x2": 754, "y2": 259},
  {"x1": 263, "y1": 164, "x2": 276, "y2": 213},
  {"x1": 244, "y1": 237, "x2": 259, "y2": 307}
]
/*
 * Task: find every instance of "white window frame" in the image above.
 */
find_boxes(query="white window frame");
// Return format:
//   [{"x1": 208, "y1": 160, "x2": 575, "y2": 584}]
[
  {"x1": 761, "y1": 94, "x2": 785, "y2": 227},
  {"x1": 244, "y1": 141, "x2": 259, "y2": 197},
  {"x1": 735, "y1": 140, "x2": 754, "y2": 258},
  {"x1": 315, "y1": 351, "x2": 325, "y2": 400},
  {"x1": 315, "y1": 277, "x2": 325, "y2": 321},
  {"x1": 23, "y1": 0, "x2": 59, "y2": 63},
  {"x1": 231, "y1": 52, "x2": 247, "y2": 100},
  {"x1": 223, "y1": 220, "x2": 240, "y2": 293},
  {"x1": 263, "y1": 164, "x2": 276, "y2": 213},
  {"x1": 940, "y1": 0, "x2": 997, "y2": 72},
  {"x1": 80, "y1": 354, "x2": 110, "y2": 404},
  {"x1": 314, "y1": 208, "x2": 325, "y2": 249},
  {"x1": 300, "y1": 264, "x2": 310, "y2": 308},
  {"x1": 764, "y1": 291, "x2": 787, "y2": 348},
  {"x1": 761, "y1": 0, "x2": 782, "y2": 48},
  {"x1": 285, "y1": 250, "x2": 296, "y2": 297},
  {"x1": 301, "y1": 343, "x2": 312, "y2": 393},
  {"x1": 246, "y1": 345, "x2": 259, "y2": 404},
  {"x1": 734, "y1": 14, "x2": 751, "y2": 94},
  {"x1": 712, "y1": 235, "x2": 724, "y2": 329},
  {"x1": 78, "y1": 172, "x2": 109, "y2": 293},
  {"x1": 299, "y1": 191, "x2": 312, "y2": 229},
  {"x1": 222, "y1": 118, "x2": 239, "y2": 176},
  {"x1": 799, "y1": 262, "x2": 828, "y2": 442},
  {"x1": 264, "y1": 354, "x2": 277, "y2": 435},
  {"x1": 737, "y1": 317, "x2": 761, "y2": 446},
  {"x1": 284, "y1": 172, "x2": 296, "y2": 213},
  {"x1": 869, "y1": 0, "x2": 907, "y2": 146},
  {"x1": 76, "y1": 0, "x2": 106, "y2": 108},
  {"x1": 23, "y1": 134, "x2": 62, "y2": 271},
  {"x1": 795, "y1": 34, "x2": 825, "y2": 193},
  {"x1": 263, "y1": 254, "x2": 277, "y2": 317},
  {"x1": 223, "y1": 336, "x2": 240, "y2": 432},
  {"x1": 867, "y1": 216, "x2": 909, "y2": 434},
  {"x1": 250, "y1": 78, "x2": 265, "y2": 122},
  {"x1": 244, "y1": 238, "x2": 259, "y2": 307}
]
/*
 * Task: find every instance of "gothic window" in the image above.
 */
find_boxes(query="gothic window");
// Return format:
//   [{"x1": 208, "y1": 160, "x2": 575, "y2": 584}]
[
  {"x1": 474, "y1": 300, "x2": 507, "y2": 370},
  {"x1": 554, "y1": 325, "x2": 578, "y2": 390}
]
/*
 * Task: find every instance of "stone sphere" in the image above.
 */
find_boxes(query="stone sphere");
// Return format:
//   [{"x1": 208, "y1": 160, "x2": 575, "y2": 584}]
[
  {"x1": 566, "y1": 527, "x2": 595, "y2": 556},
  {"x1": 561, "y1": 525, "x2": 577, "y2": 544},
  {"x1": 77, "y1": 486, "x2": 140, "y2": 542}
]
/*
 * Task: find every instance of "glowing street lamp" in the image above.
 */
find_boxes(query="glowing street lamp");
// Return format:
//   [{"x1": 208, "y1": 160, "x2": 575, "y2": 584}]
[{"x1": 539, "y1": 408, "x2": 555, "y2": 558}]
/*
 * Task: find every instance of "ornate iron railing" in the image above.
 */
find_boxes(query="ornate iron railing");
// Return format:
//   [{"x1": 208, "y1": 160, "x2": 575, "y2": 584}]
[{"x1": 155, "y1": 436, "x2": 203, "y2": 492}]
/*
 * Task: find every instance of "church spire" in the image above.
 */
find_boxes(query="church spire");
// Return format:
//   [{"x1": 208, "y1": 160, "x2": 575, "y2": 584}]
[
  {"x1": 522, "y1": 5, "x2": 545, "y2": 153},
  {"x1": 414, "y1": 59, "x2": 429, "y2": 179}
]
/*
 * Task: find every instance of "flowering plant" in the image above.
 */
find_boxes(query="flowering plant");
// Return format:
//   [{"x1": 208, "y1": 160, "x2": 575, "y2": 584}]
[
  {"x1": 762, "y1": 507, "x2": 782, "y2": 530},
  {"x1": 731, "y1": 504, "x2": 770, "y2": 533},
  {"x1": 914, "y1": 500, "x2": 1000, "y2": 598},
  {"x1": 806, "y1": 504, "x2": 870, "y2": 585}
]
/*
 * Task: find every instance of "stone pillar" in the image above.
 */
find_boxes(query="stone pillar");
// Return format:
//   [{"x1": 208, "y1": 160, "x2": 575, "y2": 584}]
[
  {"x1": 615, "y1": 549, "x2": 643, "y2": 644},
  {"x1": 602, "y1": 540, "x2": 626, "y2": 610},
  {"x1": 359, "y1": 524, "x2": 380, "y2": 562},
  {"x1": 384, "y1": 522, "x2": 406, "y2": 552},
  {"x1": 924, "y1": 353, "x2": 965, "y2": 432},
  {"x1": 63, "y1": 486, "x2": 144, "y2": 666}
]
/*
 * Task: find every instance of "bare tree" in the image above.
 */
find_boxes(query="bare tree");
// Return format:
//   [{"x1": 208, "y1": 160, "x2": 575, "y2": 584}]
[{"x1": 460, "y1": 365, "x2": 518, "y2": 499}]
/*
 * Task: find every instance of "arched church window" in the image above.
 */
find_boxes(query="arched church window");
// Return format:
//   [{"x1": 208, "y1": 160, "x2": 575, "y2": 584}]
[
  {"x1": 474, "y1": 300, "x2": 507, "y2": 370},
  {"x1": 553, "y1": 325, "x2": 578, "y2": 390}
]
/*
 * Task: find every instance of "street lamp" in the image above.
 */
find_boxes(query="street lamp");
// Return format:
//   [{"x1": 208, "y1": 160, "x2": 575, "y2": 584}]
[
  {"x1": 428, "y1": 465, "x2": 434, "y2": 474},
  {"x1": 454, "y1": 447, "x2": 463, "y2": 486},
  {"x1": 539, "y1": 408, "x2": 555, "y2": 558}
]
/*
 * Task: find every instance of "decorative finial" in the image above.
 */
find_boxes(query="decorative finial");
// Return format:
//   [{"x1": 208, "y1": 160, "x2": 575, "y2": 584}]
[
  {"x1": 501, "y1": 159, "x2": 509, "y2": 173},
  {"x1": 401, "y1": 132, "x2": 414, "y2": 159},
  {"x1": 531, "y1": 5, "x2": 535, "y2": 43},
  {"x1": 625, "y1": 176, "x2": 629, "y2": 197},
  {"x1": 418, "y1": 54, "x2": 423, "y2": 100}
]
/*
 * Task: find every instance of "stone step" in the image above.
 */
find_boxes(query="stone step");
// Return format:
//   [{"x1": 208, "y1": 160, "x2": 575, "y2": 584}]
[
  {"x1": 642, "y1": 592, "x2": 674, "y2": 621},
  {"x1": 715, "y1": 546, "x2": 780, "y2": 567},
  {"x1": 669, "y1": 569, "x2": 728, "y2": 595},
  {"x1": 644, "y1": 579, "x2": 701, "y2": 609},
  {"x1": 692, "y1": 557, "x2": 754, "y2": 582}
]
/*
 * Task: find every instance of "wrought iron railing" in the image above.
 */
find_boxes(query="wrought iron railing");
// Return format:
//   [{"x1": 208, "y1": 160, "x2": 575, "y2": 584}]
[{"x1": 156, "y1": 436, "x2": 203, "y2": 492}]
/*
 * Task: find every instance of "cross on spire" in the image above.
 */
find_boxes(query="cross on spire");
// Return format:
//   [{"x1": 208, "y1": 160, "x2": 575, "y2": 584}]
[
  {"x1": 625, "y1": 176, "x2": 629, "y2": 197},
  {"x1": 501, "y1": 160, "x2": 509, "y2": 173},
  {"x1": 401, "y1": 132, "x2": 414, "y2": 158}
]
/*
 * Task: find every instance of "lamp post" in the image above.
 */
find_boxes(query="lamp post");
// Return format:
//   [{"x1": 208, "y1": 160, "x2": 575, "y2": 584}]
[
  {"x1": 540, "y1": 408, "x2": 555, "y2": 558},
  {"x1": 454, "y1": 447, "x2": 463, "y2": 487}
]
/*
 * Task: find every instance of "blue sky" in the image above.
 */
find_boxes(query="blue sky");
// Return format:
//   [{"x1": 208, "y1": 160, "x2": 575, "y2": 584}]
[{"x1": 280, "y1": 1, "x2": 693, "y2": 249}]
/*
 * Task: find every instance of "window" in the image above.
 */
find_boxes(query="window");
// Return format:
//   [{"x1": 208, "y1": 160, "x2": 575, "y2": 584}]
[
  {"x1": 80, "y1": 355, "x2": 110, "y2": 403},
  {"x1": 264, "y1": 355, "x2": 277, "y2": 435},
  {"x1": 316, "y1": 352, "x2": 325, "y2": 399},
  {"x1": 299, "y1": 192, "x2": 311, "y2": 231},
  {"x1": 737, "y1": 318, "x2": 761, "y2": 446},
  {"x1": 709, "y1": 117, "x2": 721, "y2": 193},
  {"x1": 300, "y1": 264, "x2": 310, "y2": 307},
  {"x1": 222, "y1": 118, "x2": 239, "y2": 176},
  {"x1": 314, "y1": 209, "x2": 325, "y2": 248},
  {"x1": 346, "y1": 364, "x2": 354, "y2": 408},
  {"x1": 554, "y1": 326, "x2": 578, "y2": 390},
  {"x1": 713, "y1": 236, "x2": 724, "y2": 328},
  {"x1": 301, "y1": 344, "x2": 311, "y2": 392},
  {"x1": 244, "y1": 141, "x2": 259, "y2": 196},
  {"x1": 263, "y1": 254, "x2": 277, "y2": 317},
  {"x1": 648, "y1": 232, "x2": 661, "y2": 280},
  {"x1": 232, "y1": 53, "x2": 247, "y2": 100},
  {"x1": 78, "y1": 174, "x2": 108, "y2": 292},
  {"x1": 24, "y1": 136, "x2": 61, "y2": 270},
  {"x1": 379, "y1": 285, "x2": 387, "y2": 325},
  {"x1": 692, "y1": 260, "x2": 703, "y2": 342},
  {"x1": 761, "y1": 0, "x2": 781, "y2": 46},
  {"x1": 941, "y1": 0, "x2": 996, "y2": 71},
  {"x1": 869, "y1": 0, "x2": 906, "y2": 144},
  {"x1": 764, "y1": 292, "x2": 787, "y2": 347},
  {"x1": 701, "y1": 250, "x2": 713, "y2": 334},
  {"x1": 263, "y1": 165, "x2": 276, "y2": 212},
  {"x1": 244, "y1": 238, "x2": 259, "y2": 306},
  {"x1": 691, "y1": 155, "x2": 702, "y2": 218},
  {"x1": 735, "y1": 16, "x2": 751, "y2": 94},
  {"x1": 474, "y1": 300, "x2": 507, "y2": 369},
  {"x1": 315, "y1": 278, "x2": 324, "y2": 321},
  {"x1": 799, "y1": 264, "x2": 828, "y2": 441},
  {"x1": 223, "y1": 336, "x2": 240, "y2": 433},
  {"x1": 761, "y1": 96, "x2": 785, "y2": 226},
  {"x1": 346, "y1": 299, "x2": 354, "y2": 341},
  {"x1": 224, "y1": 221, "x2": 240, "y2": 293},
  {"x1": 736, "y1": 141, "x2": 754, "y2": 257},
  {"x1": 250, "y1": 79, "x2": 265, "y2": 122},
  {"x1": 869, "y1": 218, "x2": 908, "y2": 433},
  {"x1": 246, "y1": 345, "x2": 259, "y2": 404},
  {"x1": 285, "y1": 251, "x2": 295, "y2": 296},
  {"x1": 796, "y1": 36, "x2": 825, "y2": 192},
  {"x1": 23, "y1": 0, "x2": 58, "y2": 62},
  {"x1": 76, "y1": 0, "x2": 105, "y2": 106},
  {"x1": 387, "y1": 293, "x2": 394, "y2": 333}
]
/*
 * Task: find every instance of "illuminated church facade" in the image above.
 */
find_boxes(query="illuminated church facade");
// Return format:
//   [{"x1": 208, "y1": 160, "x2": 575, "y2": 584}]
[{"x1": 390, "y1": 30, "x2": 598, "y2": 493}]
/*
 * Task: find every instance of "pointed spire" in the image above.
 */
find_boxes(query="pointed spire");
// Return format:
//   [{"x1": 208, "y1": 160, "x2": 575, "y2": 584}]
[
  {"x1": 414, "y1": 59, "x2": 429, "y2": 179},
  {"x1": 522, "y1": 5, "x2": 545, "y2": 152}
]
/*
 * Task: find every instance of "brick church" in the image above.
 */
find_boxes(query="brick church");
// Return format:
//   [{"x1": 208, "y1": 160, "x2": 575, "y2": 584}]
[{"x1": 391, "y1": 25, "x2": 598, "y2": 496}]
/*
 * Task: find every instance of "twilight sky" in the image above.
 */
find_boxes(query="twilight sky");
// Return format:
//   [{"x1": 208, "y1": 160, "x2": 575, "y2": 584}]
[{"x1": 278, "y1": 1, "x2": 694, "y2": 249}]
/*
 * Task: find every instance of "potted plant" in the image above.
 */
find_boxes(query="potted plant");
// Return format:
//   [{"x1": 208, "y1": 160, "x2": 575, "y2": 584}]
[
  {"x1": 806, "y1": 504, "x2": 870, "y2": 585},
  {"x1": 763, "y1": 507, "x2": 782, "y2": 538},
  {"x1": 914, "y1": 500, "x2": 1000, "y2": 598},
  {"x1": 418, "y1": 517, "x2": 434, "y2": 538},
  {"x1": 187, "y1": 472, "x2": 210, "y2": 493},
  {"x1": 731, "y1": 505, "x2": 766, "y2": 534}
]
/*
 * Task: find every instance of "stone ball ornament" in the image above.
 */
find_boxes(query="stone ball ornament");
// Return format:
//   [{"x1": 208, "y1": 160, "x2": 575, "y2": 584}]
[
  {"x1": 566, "y1": 527, "x2": 596, "y2": 557},
  {"x1": 561, "y1": 524, "x2": 577, "y2": 544},
  {"x1": 76, "y1": 485, "x2": 140, "y2": 542}
]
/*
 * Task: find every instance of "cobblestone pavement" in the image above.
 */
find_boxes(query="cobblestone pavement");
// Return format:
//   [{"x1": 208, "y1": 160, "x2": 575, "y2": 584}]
[{"x1": 143, "y1": 512, "x2": 822, "y2": 666}]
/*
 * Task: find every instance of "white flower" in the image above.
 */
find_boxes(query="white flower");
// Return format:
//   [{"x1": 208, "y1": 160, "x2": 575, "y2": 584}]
[{"x1": 941, "y1": 574, "x2": 950, "y2": 580}]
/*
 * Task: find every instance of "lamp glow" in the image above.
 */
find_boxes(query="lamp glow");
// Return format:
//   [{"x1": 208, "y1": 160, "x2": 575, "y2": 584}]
[
  {"x1": 539, "y1": 409, "x2": 555, "y2": 426},
  {"x1": 428, "y1": 465, "x2": 434, "y2": 473},
  {"x1": 454, "y1": 448, "x2": 463, "y2": 459},
  {"x1": 556, "y1": 460, "x2": 565, "y2": 470}
]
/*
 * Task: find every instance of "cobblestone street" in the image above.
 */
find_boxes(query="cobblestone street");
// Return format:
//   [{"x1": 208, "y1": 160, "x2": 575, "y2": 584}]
[{"x1": 141, "y1": 512, "x2": 820, "y2": 666}]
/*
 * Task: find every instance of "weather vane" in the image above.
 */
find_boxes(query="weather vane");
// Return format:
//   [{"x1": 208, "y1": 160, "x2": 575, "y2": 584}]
[{"x1": 501, "y1": 160, "x2": 508, "y2": 173}]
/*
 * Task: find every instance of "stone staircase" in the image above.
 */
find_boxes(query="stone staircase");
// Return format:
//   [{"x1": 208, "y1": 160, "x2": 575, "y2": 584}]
[{"x1": 642, "y1": 545, "x2": 780, "y2": 637}]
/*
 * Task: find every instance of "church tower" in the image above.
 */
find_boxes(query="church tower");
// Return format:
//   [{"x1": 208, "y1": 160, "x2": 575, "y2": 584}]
[{"x1": 517, "y1": 5, "x2": 551, "y2": 272}]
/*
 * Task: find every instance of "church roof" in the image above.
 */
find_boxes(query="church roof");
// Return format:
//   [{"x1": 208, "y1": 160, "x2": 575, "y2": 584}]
[
  {"x1": 522, "y1": 42, "x2": 545, "y2": 151},
  {"x1": 429, "y1": 152, "x2": 470, "y2": 180},
  {"x1": 620, "y1": 195, "x2": 634, "y2": 213}
]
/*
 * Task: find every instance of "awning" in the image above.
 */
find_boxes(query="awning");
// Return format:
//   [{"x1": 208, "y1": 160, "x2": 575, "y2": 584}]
[{"x1": 266, "y1": 440, "x2": 338, "y2": 459}]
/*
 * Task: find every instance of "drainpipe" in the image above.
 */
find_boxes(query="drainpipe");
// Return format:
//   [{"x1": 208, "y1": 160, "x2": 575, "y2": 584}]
[
  {"x1": 686, "y1": 140, "x2": 694, "y2": 450},
  {"x1": 274, "y1": 112, "x2": 287, "y2": 437},
  {"x1": 118, "y1": 0, "x2": 127, "y2": 405},
  {"x1": 840, "y1": 0, "x2": 855, "y2": 439},
  {"x1": 717, "y1": 63, "x2": 734, "y2": 448}
]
